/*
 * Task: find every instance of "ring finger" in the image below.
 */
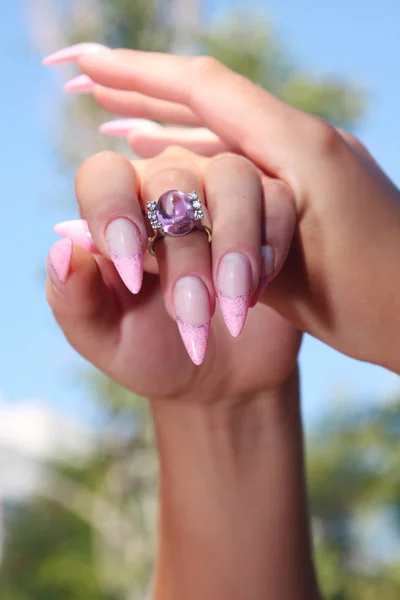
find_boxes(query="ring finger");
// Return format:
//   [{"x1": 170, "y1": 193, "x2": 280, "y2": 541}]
[
  {"x1": 203, "y1": 154, "x2": 297, "y2": 331},
  {"x1": 203, "y1": 154, "x2": 263, "y2": 337}
]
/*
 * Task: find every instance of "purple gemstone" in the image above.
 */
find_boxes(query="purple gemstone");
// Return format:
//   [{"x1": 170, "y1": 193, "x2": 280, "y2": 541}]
[{"x1": 156, "y1": 190, "x2": 196, "y2": 236}]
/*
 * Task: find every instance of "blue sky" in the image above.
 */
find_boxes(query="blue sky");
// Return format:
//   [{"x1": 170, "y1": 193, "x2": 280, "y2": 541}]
[{"x1": 0, "y1": 0, "x2": 398, "y2": 429}]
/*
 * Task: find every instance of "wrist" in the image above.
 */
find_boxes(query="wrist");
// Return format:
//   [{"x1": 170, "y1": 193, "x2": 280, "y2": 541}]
[{"x1": 150, "y1": 368, "x2": 320, "y2": 600}]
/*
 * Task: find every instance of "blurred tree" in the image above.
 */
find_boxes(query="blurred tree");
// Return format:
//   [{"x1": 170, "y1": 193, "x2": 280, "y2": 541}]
[
  {"x1": 308, "y1": 397, "x2": 400, "y2": 599},
  {"x1": 3, "y1": 1, "x2": 393, "y2": 599},
  {"x1": 0, "y1": 499, "x2": 112, "y2": 600},
  {"x1": 200, "y1": 12, "x2": 364, "y2": 129},
  {"x1": 0, "y1": 379, "x2": 157, "y2": 600}
]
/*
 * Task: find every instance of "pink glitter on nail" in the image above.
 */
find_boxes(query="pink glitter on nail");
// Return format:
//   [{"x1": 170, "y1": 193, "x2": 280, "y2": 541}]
[
  {"x1": 217, "y1": 290, "x2": 249, "y2": 338},
  {"x1": 47, "y1": 238, "x2": 72, "y2": 286},
  {"x1": 176, "y1": 318, "x2": 210, "y2": 366},
  {"x1": 109, "y1": 252, "x2": 143, "y2": 295}
]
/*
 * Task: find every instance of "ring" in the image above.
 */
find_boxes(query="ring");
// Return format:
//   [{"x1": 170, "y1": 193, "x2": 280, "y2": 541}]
[{"x1": 147, "y1": 190, "x2": 212, "y2": 256}]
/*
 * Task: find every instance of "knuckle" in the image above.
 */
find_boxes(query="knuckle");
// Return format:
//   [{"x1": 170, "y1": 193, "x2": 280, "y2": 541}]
[
  {"x1": 263, "y1": 178, "x2": 291, "y2": 201},
  {"x1": 337, "y1": 128, "x2": 368, "y2": 154},
  {"x1": 191, "y1": 54, "x2": 221, "y2": 78},
  {"x1": 308, "y1": 118, "x2": 343, "y2": 156},
  {"x1": 75, "y1": 151, "x2": 137, "y2": 219},
  {"x1": 75, "y1": 151, "x2": 122, "y2": 188},
  {"x1": 188, "y1": 56, "x2": 222, "y2": 105},
  {"x1": 262, "y1": 179, "x2": 296, "y2": 218},
  {"x1": 157, "y1": 145, "x2": 193, "y2": 160},
  {"x1": 210, "y1": 152, "x2": 256, "y2": 174}
]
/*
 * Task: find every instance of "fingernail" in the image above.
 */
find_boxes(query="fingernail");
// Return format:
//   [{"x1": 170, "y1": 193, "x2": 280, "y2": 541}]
[
  {"x1": 42, "y1": 43, "x2": 109, "y2": 66},
  {"x1": 55, "y1": 219, "x2": 98, "y2": 253},
  {"x1": 47, "y1": 238, "x2": 72, "y2": 290},
  {"x1": 64, "y1": 74, "x2": 95, "y2": 93},
  {"x1": 99, "y1": 118, "x2": 161, "y2": 137},
  {"x1": 251, "y1": 245, "x2": 274, "y2": 307},
  {"x1": 105, "y1": 218, "x2": 143, "y2": 294},
  {"x1": 217, "y1": 252, "x2": 251, "y2": 337},
  {"x1": 174, "y1": 276, "x2": 211, "y2": 366}
]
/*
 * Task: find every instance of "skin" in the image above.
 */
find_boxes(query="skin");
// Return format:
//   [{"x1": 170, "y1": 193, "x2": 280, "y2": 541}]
[
  {"x1": 44, "y1": 46, "x2": 400, "y2": 599},
  {"x1": 71, "y1": 48, "x2": 400, "y2": 373}
]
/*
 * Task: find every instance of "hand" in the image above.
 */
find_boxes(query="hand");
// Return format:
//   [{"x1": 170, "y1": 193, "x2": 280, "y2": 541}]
[
  {"x1": 46, "y1": 148, "x2": 301, "y2": 402},
  {"x1": 44, "y1": 44, "x2": 400, "y2": 373}
]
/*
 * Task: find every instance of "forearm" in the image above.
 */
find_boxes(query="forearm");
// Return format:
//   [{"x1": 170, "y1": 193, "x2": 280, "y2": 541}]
[{"x1": 150, "y1": 368, "x2": 320, "y2": 600}]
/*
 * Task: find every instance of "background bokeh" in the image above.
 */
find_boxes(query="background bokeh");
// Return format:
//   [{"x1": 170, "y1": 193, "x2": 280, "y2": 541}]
[{"x1": 1, "y1": 1, "x2": 399, "y2": 598}]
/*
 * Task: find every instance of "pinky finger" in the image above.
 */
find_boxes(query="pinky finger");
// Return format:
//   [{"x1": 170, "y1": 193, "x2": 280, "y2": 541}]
[
  {"x1": 46, "y1": 239, "x2": 121, "y2": 363},
  {"x1": 250, "y1": 178, "x2": 297, "y2": 307}
]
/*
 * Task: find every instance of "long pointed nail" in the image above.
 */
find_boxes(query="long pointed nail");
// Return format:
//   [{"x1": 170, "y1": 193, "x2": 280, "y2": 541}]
[
  {"x1": 99, "y1": 118, "x2": 161, "y2": 137},
  {"x1": 217, "y1": 252, "x2": 251, "y2": 337},
  {"x1": 174, "y1": 276, "x2": 210, "y2": 365},
  {"x1": 47, "y1": 238, "x2": 72, "y2": 290},
  {"x1": 250, "y1": 245, "x2": 274, "y2": 307},
  {"x1": 42, "y1": 43, "x2": 109, "y2": 66},
  {"x1": 54, "y1": 219, "x2": 97, "y2": 253},
  {"x1": 64, "y1": 74, "x2": 95, "y2": 93},
  {"x1": 105, "y1": 218, "x2": 143, "y2": 294}
]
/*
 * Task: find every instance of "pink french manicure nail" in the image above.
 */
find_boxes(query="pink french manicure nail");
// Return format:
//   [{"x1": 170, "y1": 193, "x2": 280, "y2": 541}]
[
  {"x1": 217, "y1": 252, "x2": 251, "y2": 337},
  {"x1": 64, "y1": 74, "x2": 95, "y2": 93},
  {"x1": 42, "y1": 43, "x2": 109, "y2": 66},
  {"x1": 54, "y1": 220, "x2": 97, "y2": 253},
  {"x1": 174, "y1": 276, "x2": 211, "y2": 365},
  {"x1": 99, "y1": 118, "x2": 161, "y2": 137},
  {"x1": 250, "y1": 245, "x2": 274, "y2": 307},
  {"x1": 105, "y1": 218, "x2": 143, "y2": 294},
  {"x1": 47, "y1": 238, "x2": 72, "y2": 290}
]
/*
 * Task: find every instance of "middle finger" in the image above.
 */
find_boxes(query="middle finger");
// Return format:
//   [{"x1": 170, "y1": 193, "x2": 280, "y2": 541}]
[{"x1": 136, "y1": 148, "x2": 214, "y2": 366}]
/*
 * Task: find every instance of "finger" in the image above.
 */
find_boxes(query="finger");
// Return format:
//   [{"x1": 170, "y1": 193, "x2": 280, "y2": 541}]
[
  {"x1": 98, "y1": 120, "x2": 230, "y2": 157},
  {"x1": 136, "y1": 149, "x2": 214, "y2": 365},
  {"x1": 75, "y1": 151, "x2": 148, "y2": 294},
  {"x1": 63, "y1": 75, "x2": 202, "y2": 126},
  {"x1": 250, "y1": 177, "x2": 297, "y2": 307},
  {"x1": 77, "y1": 50, "x2": 305, "y2": 174},
  {"x1": 53, "y1": 218, "x2": 160, "y2": 275},
  {"x1": 46, "y1": 239, "x2": 120, "y2": 365},
  {"x1": 128, "y1": 126, "x2": 231, "y2": 158},
  {"x1": 93, "y1": 85, "x2": 202, "y2": 126},
  {"x1": 202, "y1": 154, "x2": 263, "y2": 337}
]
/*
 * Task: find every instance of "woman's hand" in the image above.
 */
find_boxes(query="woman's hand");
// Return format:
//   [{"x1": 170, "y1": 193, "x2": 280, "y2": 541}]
[
  {"x1": 44, "y1": 45, "x2": 400, "y2": 373},
  {"x1": 46, "y1": 148, "x2": 301, "y2": 403},
  {"x1": 45, "y1": 149, "x2": 314, "y2": 600}
]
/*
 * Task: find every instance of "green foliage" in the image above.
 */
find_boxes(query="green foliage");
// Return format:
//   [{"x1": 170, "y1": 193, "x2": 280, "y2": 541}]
[
  {"x1": 1, "y1": 500, "x2": 111, "y2": 600},
  {"x1": 307, "y1": 398, "x2": 400, "y2": 598},
  {"x1": 200, "y1": 12, "x2": 364, "y2": 129},
  {"x1": 0, "y1": 376, "x2": 157, "y2": 600},
  {"x1": 280, "y1": 77, "x2": 364, "y2": 128},
  {"x1": 99, "y1": 0, "x2": 173, "y2": 51}
]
